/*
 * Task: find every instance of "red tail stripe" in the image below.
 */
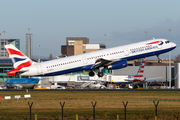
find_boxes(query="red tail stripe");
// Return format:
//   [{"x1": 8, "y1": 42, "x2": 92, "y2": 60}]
[
  {"x1": 133, "y1": 80, "x2": 141, "y2": 82},
  {"x1": 141, "y1": 66, "x2": 144, "y2": 68},
  {"x1": 140, "y1": 70, "x2": 144, "y2": 73},
  {"x1": 8, "y1": 68, "x2": 21, "y2": 75},
  {"x1": 143, "y1": 61, "x2": 145, "y2": 63},
  {"x1": 6, "y1": 48, "x2": 25, "y2": 56},
  {"x1": 15, "y1": 60, "x2": 32, "y2": 69},
  {"x1": 8, "y1": 61, "x2": 32, "y2": 75},
  {"x1": 134, "y1": 75, "x2": 143, "y2": 77}
]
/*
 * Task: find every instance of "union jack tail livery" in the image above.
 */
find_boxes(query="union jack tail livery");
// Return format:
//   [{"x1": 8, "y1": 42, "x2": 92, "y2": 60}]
[{"x1": 5, "y1": 44, "x2": 35, "y2": 75}]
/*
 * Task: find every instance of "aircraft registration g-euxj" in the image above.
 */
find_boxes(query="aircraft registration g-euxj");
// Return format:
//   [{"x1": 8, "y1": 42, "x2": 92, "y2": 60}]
[{"x1": 5, "y1": 38, "x2": 176, "y2": 77}]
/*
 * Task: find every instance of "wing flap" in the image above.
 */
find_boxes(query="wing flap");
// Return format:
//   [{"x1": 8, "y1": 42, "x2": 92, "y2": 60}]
[{"x1": 91, "y1": 58, "x2": 121, "y2": 70}]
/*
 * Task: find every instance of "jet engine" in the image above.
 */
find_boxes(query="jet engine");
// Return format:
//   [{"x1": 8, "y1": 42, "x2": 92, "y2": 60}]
[{"x1": 107, "y1": 60, "x2": 127, "y2": 70}]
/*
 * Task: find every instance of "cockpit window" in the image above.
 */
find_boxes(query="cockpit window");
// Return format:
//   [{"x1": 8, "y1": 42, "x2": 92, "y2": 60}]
[{"x1": 165, "y1": 41, "x2": 170, "y2": 44}]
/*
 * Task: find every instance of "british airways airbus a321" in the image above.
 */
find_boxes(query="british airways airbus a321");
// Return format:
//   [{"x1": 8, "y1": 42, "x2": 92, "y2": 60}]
[{"x1": 5, "y1": 38, "x2": 176, "y2": 77}]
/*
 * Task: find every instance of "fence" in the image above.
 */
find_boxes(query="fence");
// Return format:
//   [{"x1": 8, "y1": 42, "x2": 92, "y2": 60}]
[{"x1": 0, "y1": 96, "x2": 180, "y2": 120}]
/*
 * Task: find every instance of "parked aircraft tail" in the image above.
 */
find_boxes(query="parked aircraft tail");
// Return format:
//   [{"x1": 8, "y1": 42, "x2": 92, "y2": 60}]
[
  {"x1": 133, "y1": 57, "x2": 146, "y2": 82},
  {"x1": 137, "y1": 57, "x2": 145, "y2": 75},
  {"x1": 124, "y1": 57, "x2": 146, "y2": 82}
]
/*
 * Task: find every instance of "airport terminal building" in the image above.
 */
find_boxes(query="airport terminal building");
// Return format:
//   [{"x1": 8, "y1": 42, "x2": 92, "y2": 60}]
[{"x1": 0, "y1": 39, "x2": 22, "y2": 82}]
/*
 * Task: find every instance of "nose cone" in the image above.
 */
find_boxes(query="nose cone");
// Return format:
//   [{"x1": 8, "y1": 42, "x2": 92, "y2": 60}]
[{"x1": 171, "y1": 42, "x2": 177, "y2": 49}]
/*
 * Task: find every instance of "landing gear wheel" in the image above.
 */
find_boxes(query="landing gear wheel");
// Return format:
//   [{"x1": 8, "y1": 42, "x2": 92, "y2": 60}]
[
  {"x1": 158, "y1": 59, "x2": 162, "y2": 63},
  {"x1": 157, "y1": 55, "x2": 162, "y2": 63},
  {"x1": 98, "y1": 72, "x2": 104, "y2": 77},
  {"x1": 89, "y1": 71, "x2": 95, "y2": 77}
]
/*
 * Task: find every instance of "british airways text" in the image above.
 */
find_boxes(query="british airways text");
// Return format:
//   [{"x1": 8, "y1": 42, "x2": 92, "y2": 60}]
[{"x1": 131, "y1": 45, "x2": 158, "y2": 53}]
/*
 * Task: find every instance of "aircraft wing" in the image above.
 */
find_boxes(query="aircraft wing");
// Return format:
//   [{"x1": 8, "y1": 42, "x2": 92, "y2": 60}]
[
  {"x1": 91, "y1": 58, "x2": 119, "y2": 70},
  {"x1": 144, "y1": 73, "x2": 178, "y2": 82},
  {"x1": 124, "y1": 77, "x2": 163, "y2": 83},
  {"x1": 145, "y1": 78, "x2": 176, "y2": 82},
  {"x1": 142, "y1": 76, "x2": 163, "y2": 82}
]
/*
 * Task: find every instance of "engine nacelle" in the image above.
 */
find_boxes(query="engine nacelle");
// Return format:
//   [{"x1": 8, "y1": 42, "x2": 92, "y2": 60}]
[{"x1": 107, "y1": 60, "x2": 127, "y2": 70}]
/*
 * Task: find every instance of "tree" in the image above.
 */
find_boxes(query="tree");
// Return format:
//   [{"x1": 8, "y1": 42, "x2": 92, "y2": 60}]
[{"x1": 175, "y1": 54, "x2": 180, "y2": 63}]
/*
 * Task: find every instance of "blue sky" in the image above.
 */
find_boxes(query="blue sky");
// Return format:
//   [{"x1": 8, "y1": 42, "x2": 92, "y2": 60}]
[{"x1": 0, "y1": 0, "x2": 180, "y2": 59}]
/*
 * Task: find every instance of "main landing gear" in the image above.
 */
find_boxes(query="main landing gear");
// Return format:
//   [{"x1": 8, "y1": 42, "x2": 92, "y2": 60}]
[
  {"x1": 157, "y1": 55, "x2": 162, "y2": 63},
  {"x1": 89, "y1": 67, "x2": 104, "y2": 77},
  {"x1": 97, "y1": 67, "x2": 104, "y2": 77},
  {"x1": 89, "y1": 71, "x2": 95, "y2": 77},
  {"x1": 98, "y1": 72, "x2": 104, "y2": 77},
  {"x1": 89, "y1": 71, "x2": 104, "y2": 77}
]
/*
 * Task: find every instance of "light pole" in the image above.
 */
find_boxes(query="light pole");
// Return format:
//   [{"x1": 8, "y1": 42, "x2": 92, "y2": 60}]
[
  {"x1": 38, "y1": 45, "x2": 41, "y2": 62},
  {"x1": 2, "y1": 31, "x2": 7, "y2": 57},
  {"x1": 104, "y1": 34, "x2": 108, "y2": 48},
  {"x1": 168, "y1": 29, "x2": 172, "y2": 88},
  {"x1": 144, "y1": 31, "x2": 147, "y2": 40},
  {"x1": 0, "y1": 33, "x2": 1, "y2": 56},
  {"x1": 26, "y1": 28, "x2": 32, "y2": 59}
]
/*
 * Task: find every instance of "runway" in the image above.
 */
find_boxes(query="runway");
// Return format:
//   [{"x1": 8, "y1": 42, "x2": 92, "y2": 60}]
[{"x1": 0, "y1": 89, "x2": 180, "y2": 91}]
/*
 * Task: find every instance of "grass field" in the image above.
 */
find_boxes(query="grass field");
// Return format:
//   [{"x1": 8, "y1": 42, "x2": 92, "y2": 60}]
[{"x1": 0, "y1": 90, "x2": 180, "y2": 120}]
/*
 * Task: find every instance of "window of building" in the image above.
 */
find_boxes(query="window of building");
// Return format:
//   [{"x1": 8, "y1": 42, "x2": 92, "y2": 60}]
[{"x1": 68, "y1": 41, "x2": 74, "y2": 46}]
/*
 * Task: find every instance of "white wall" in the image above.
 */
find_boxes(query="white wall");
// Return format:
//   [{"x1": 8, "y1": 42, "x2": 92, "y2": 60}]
[{"x1": 174, "y1": 63, "x2": 180, "y2": 88}]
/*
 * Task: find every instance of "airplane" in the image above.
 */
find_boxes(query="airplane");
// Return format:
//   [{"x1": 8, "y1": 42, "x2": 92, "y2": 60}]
[
  {"x1": 4, "y1": 78, "x2": 39, "y2": 89},
  {"x1": 110, "y1": 57, "x2": 160, "y2": 87},
  {"x1": 4, "y1": 38, "x2": 176, "y2": 77}
]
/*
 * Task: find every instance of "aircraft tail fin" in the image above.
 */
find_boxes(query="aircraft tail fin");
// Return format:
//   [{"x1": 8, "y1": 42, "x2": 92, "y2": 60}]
[
  {"x1": 137, "y1": 57, "x2": 146, "y2": 76},
  {"x1": 4, "y1": 44, "x2": 34, "y2": 75},
  {"x1": 132, "y1": 57, "x2": 146, "y2": 82}
]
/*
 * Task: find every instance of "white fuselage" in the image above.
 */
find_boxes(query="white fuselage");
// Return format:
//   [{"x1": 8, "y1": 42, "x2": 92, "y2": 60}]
[{"x1": 20, "y1": 39, "x2": 176, "y2": 76}]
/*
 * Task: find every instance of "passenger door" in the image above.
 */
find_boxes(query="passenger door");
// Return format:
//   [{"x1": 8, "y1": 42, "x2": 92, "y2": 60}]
[
  {"x1": 123, "y1": 48, "x2": 129, "y2": 56},
  {"x1": 82, "y1": 56, "x2": 88, "y2": 64},
  {"x1": 36, "y1": 64, "x2": 43, "y2": 74}
]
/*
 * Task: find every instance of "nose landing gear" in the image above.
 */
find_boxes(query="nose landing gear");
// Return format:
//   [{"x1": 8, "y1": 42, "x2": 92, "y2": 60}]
[{"x1": 157, "y1": 55, "x2": 162, "y2": 63}]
